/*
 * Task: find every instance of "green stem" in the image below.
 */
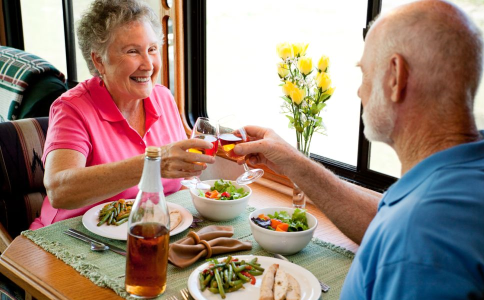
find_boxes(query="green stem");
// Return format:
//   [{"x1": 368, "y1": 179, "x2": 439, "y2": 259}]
[{"x1": 288, "y1": 61, "x2": 295, "y2": 79}]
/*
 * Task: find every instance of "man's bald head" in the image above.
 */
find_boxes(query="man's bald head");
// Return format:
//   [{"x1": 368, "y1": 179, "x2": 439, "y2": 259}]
[{"x1": 368, "y1": 0, "x2": 483, "y2": 109}]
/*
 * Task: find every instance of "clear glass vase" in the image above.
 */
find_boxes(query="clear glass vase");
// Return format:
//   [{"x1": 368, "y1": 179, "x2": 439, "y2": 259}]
[{"x1": 292, "y1": 142, "x2": 309, "y2": 208}]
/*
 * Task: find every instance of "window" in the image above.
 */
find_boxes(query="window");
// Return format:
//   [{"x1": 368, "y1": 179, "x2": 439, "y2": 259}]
[
  {"x1": 20, "y1": 0, "x2": 67, "y2": 75},
  {"x1": 206, "y1": 0, "x2": 366, "y2": 167},
  {"x1": 72, "y1": 0, "x2": 95, "y2": 82},
  {"x1": 190, "y1": 0, "x2": 397, "y2": 191},
  {"x1": 189, "y1": 0, "x2": 484, "y2": 191}
]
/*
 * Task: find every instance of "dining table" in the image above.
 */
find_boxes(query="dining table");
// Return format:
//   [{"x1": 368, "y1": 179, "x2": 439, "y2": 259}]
[{"x1": 0, "y1": 178, "x2": 360, "y2": 300}]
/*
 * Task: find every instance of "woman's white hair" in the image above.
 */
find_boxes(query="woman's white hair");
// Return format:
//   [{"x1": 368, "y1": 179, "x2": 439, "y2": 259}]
[{"x1": 77, "y1": 0, "x2": 163, "y2": 77}]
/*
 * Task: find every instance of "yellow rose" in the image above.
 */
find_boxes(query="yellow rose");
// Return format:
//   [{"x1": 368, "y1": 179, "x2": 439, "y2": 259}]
[
  {"x1": 292, "y1": 43, "x2": 309, "y2": 57},
  {"x1": 290, "y1": 86, "x2": 306, "y2": 105},
  {"x1": 276, "y1": 43, "x2": 294, "y2": 60},
  {"x1": 297, "y1": 57, "x2": 313, "y2": 75},
  {"x1": 317, "y1": 55, "x2": 330, "y2": 73},
  {"x1": 277, "y1": 62, "x2": 289, "y2": 78},
  {"x1": 282, "y1": 81, "x2": 296, "y2": 96},
  {"x1": 316, "y1": 72, "x2": 332, "y2": 91}
]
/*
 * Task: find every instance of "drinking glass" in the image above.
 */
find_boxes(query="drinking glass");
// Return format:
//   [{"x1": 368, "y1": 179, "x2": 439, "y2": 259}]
[
  {"x1": 180, "y1": 117, "x2": 219, "y2": 190},
  {"x1": 217, "y1": 115, "x2": 264, "y2": 185}
]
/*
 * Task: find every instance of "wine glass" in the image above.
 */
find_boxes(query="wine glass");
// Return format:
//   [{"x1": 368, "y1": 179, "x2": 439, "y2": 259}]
[
  {"x1": 217, "y1": 115, "x2": 264, "y2": 185},
  {"x1": 180, "y1": 117, "x2": 219, "y2": 190}
]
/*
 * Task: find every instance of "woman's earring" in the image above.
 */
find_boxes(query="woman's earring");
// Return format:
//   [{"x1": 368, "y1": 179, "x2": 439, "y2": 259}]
[{"x1": 100, "y1": 74, "x2": 105, "y2": 87}]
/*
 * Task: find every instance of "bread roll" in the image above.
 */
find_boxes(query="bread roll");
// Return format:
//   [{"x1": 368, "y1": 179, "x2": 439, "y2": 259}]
[{"x1": 259, "y1": 263, "x2": 279, "y2": 300}]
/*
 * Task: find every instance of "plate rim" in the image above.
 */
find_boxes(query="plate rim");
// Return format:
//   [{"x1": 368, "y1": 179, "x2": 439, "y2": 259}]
[
  {"x1": 81, "y1": 200, "x2": 193, "y2": 240},
  {"x1": 187, "y1": 254, "x2": 322, "y2": 300}
]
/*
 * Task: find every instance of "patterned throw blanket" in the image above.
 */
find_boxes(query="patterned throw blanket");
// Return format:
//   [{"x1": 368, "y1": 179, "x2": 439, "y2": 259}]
[{"x1": 0, "y1": 46, "x2": 66, "y2": 121}]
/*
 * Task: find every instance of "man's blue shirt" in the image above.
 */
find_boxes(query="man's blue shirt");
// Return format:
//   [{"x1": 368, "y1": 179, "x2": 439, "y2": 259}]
[{"x1": 341, "y1": 133, "x2": 484, "y2": 299}]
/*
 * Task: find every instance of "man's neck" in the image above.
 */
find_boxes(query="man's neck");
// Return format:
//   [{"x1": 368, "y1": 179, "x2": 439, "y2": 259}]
[{"x1": 393, "y1": 117, "x2": 481, "y2": 176}]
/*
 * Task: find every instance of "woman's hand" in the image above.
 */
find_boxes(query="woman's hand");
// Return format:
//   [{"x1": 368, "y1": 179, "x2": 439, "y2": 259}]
[{"x1": 160, "y1": 139, "x2": 216, "y2": 178}]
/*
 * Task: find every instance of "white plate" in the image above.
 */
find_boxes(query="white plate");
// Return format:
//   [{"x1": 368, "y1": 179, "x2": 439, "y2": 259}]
[
  {"x1": 187, "y1": 255, "x2": 322, "y2": 300},
  {"x1": 82, "y1": 201, "x2": 193, "y2": 240}
]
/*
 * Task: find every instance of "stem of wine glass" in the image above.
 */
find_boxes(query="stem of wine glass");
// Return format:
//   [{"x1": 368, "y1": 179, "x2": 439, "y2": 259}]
[
  {"x1": 194, "y1": 177, "x2": 210, "y2": 190},
  {"x1": 243, "y1": 163, "x2": 250, "y2": 172}
]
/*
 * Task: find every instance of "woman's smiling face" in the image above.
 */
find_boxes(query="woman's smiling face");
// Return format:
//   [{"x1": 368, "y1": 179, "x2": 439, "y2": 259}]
[{"x1": 94, "y1": 19, "x2": 161, "y2": 104}]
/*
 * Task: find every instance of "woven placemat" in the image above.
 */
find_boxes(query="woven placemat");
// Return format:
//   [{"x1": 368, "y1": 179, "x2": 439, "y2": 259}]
[{"x1": 22, "y1": 190, "x2": 354, "y2": 300}]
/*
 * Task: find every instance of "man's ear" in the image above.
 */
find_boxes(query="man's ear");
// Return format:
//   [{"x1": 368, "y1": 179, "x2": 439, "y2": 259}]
[
  {"x1": 91, "y1": 52, "x2": 105, "y2": 75},
  {"x1": 388, "y1": 54, "x2": 408, "y2": 103}
]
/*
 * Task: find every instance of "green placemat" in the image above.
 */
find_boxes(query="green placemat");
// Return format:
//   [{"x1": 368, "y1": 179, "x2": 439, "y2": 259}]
[{"x1": 22, "y1": 190, "x2": 354, "y2": 300}]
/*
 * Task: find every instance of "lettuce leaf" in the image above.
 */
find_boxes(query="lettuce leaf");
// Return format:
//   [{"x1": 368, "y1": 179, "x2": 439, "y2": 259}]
[
  {"x1": 210, "y1": 179, "x2": 249, "y2": 200},
  {"x1": 268, "y1": 208, "x2": 309, "y2": 232}
]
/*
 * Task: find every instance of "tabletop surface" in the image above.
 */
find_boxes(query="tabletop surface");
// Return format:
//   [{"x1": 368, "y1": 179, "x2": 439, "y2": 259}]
[{"x1": 0, "y1": 179, "x2": 359, "y2": 300}]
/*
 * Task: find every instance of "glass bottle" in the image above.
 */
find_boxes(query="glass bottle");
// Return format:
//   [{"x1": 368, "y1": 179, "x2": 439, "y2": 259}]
[{"x1": 125, "y1": 146, "x2": 170, "y2": 298}]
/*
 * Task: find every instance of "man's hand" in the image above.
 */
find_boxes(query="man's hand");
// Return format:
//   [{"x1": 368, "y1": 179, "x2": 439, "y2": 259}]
[{"x1": 233, "y1": 126, "x2": 303, "y2": 176}]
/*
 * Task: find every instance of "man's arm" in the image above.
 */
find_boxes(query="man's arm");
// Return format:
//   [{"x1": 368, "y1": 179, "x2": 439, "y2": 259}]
[{"x1": 235, "y1": 126, "x2": 381, "y2": 244}]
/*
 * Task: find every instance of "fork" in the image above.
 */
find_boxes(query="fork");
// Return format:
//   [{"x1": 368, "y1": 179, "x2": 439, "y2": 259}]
[
  {"x1": 168, "y1": 296, "x2": 179, "y2": 300},
  {"x1": 180, "y1": 288, "x2": 193, "y2": 300}
]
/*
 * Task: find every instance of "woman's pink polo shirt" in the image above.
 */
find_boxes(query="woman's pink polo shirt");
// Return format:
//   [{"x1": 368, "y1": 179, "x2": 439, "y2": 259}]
[{"x1": 30, "y1": 77, "x2": 187, "y2": 230}]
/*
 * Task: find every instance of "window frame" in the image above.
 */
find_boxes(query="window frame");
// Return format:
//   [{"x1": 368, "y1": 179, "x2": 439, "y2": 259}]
[{"x1": 1, "y1": 0, "x2": 397, "y2": 192}]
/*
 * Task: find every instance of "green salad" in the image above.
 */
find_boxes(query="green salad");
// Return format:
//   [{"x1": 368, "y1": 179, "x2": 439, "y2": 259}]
[
  {"x1": 199, "y1": 180, "x2": 250, "y2": 200},
  {"x1": 269, "y1": 209, "x2": 309, "y2": 231},
  {"x1": 252, "y1": 208, "x2": 309, "y2": 232}
]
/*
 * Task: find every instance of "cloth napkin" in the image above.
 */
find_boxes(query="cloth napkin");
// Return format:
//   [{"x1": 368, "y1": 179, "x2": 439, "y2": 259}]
[{"x1": 168, "y1": 225, "x2": 252, "y2": 268}]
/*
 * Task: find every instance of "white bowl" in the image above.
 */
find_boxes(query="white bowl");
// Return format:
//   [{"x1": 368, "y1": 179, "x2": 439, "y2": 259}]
[
  {"x1": 189, "y1": 180, "x2": 251, "y2": 221},
  {"x1": 249, "y1": 207, "x2": 317, "y2": 255}
]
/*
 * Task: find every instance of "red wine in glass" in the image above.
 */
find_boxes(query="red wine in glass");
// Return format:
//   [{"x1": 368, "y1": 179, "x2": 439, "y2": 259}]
[
  {"x1": 217, "y1": 116, "x2": 264, "y2": 185},
  {"x1": 189, "y1": 134, "x2": 219, "y2": 156},
  {"x1": 219, "y1": 133, "x2": 245, "y2": 159},
  {"x1": 181, "y1": 117, "x2": 219, "y2": 190}
]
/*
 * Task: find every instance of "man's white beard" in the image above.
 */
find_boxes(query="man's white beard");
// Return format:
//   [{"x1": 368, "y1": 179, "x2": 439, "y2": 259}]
[{"x1": 362, "y1": 74, "x2": 397, "y2": 145}]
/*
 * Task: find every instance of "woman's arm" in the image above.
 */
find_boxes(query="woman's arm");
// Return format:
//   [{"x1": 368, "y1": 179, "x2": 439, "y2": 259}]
[{"x1": 44, "y1": 139, "x2": 215, "y2": 209}]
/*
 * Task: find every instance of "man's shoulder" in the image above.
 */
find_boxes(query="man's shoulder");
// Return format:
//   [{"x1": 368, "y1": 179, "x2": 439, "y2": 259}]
[{"x1": 423, "y1": 160, "x2": 484, "y2": 203}]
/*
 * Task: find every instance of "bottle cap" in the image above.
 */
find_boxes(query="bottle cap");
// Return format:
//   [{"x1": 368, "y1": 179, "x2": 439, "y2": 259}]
[{"x1": 145, "y1": 146, "x2": 162, "y2": 158}]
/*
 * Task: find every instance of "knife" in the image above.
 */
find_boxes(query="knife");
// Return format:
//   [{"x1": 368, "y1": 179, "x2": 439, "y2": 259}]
[
  {"x1": 273, "y1": 253, "x2": 330, "y2": 293},
  {"x1": 67, "y1": 228, "x2": 127, "y2": 256}
]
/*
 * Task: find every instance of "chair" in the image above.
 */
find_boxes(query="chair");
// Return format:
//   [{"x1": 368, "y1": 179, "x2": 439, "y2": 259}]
[
  {"x1": 0, "y1": 46, "x2": 67, "y2": 122},
  {"x1": 0, "y1": 117, "x2": 47, "y2": 300},
  {"x1": 0, "y1": 117, "x2": 48, "y2": 251}
]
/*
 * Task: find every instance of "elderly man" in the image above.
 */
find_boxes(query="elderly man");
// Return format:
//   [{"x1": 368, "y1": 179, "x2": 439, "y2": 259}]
[{"x1": 235, "y1": 0, "x2": 484, "y2": 298}]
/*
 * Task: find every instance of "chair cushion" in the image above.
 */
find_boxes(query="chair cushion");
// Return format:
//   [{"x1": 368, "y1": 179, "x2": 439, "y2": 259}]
[
  {"x1": 0, "y1": 274, "x2": 24, "y2": 300},
  {"x1": 0, "y1": 46, "x2": 67, "y2": 121},
  {"x1": 0, "y1": 118, "x2": 48, "y2": 238}
]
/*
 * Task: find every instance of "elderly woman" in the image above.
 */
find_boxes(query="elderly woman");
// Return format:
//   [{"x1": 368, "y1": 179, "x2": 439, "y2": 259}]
[{"x1": 30, "y1": 0, "x2": 213, "y2": 229}]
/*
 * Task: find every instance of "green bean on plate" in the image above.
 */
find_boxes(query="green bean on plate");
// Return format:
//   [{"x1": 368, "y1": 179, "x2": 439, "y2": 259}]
[{"x1": 198, "y1": 256, "x2": 264, "y2": 299}]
